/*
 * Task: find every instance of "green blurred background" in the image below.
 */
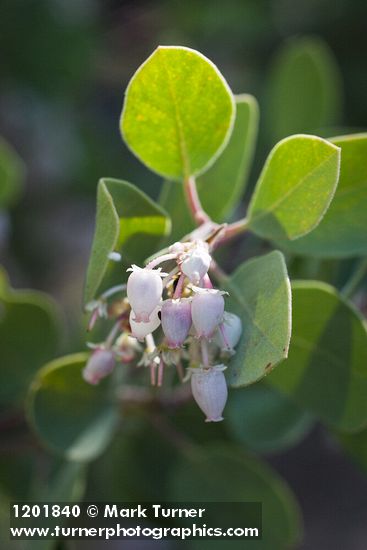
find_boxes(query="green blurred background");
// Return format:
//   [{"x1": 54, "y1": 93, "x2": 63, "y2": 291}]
[{"x1": 1, "y1": 0, "x2": 367, "y2": 548}]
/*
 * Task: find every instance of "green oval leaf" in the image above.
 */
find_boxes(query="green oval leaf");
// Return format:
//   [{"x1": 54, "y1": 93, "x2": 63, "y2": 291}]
[
  {"x1": 0, "y1": 137, "x2": 25, "y2": 208},
  {"x1": 0, "y1": 270, "x2": 60, "y2": 406},
  {"x1": 247, "y1": 135, "x2": 340, "y2": 242},
  {"x1": 120, "y1": 46, "x2": 235, "y2": 180},
  {"x1": 268, "y1": 281, "x2": 367, "y2": 432},
  {"x1": 279, "y1": 134, "x2": 367, "y2": 257},
  {"x1": 27, "y1": 353, "x2": 119, "y2": 462},
  {"x1": 224, "y1": 251, "x2": 291, "y2": 387},
  {"x1": 169, "y1": 445, "x2": 302, "y2": 550},
  {"x1": 84, "y1": 178, "x2": 171, "y2": 305},
  {"x1": 266, "y1": 36, "x2": 342, "y2": 141},
  {"x1": 159, "y1": 94, "x2": 259, "y2": 242},
  {"x1": 227, "y1": 383, "x2": 313, "y2": 453}
]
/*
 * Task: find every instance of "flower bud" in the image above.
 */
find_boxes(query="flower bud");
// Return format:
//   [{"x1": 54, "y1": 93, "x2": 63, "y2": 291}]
[
  {"x1": 191, "y1": 288, "x2": 225, "y2": 338},
  {"x1": 215, "y1": 312, "x2": 242, "y2": 351},
  {"x1": 82, "y1": 349, "x2": 115, "y2": 385},
  {"x1": 191, "y1": 365, "x2": 228, "y2": 422},
  {"x1": 161, "y1": 298, "x2": 192, "y2": 348},
  {"x1": 181, "y1": 243, "x2": 211, "y2": 285},
  {"x1": 129, "y1": 306, "x2": 161, "y2": 341},
  {"x1": 127, "y1": 265, "x2": 163, "y2": 322}
]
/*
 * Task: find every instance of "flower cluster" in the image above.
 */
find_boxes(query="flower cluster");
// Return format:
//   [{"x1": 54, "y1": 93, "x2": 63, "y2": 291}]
[{"x1": 83, "y1": 237, "x2": 242, "y2": 422}]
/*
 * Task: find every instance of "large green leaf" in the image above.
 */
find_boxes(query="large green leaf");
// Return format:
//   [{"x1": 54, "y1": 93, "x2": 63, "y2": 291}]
[
  {"x1": 120, "y1": 46, "x2": 235, "y2": 180},
  {"x1": 279, "y1": 134, "x2": 367, "y2": 257},
  {"x1": 169, "y1": 445, "x2": 302, "y2": 550},
  {"x1": 266, "y1": 36, "x2": 342, "y2": 141},
  {"x1": 247, "y1": 135, "x2": 340, "y2": 241},
  {"x1": 0, "y1": 137, "x2": 24, "y2": 208},
  {"x1": 224, "y1": 251, "x2": 291, "y2": 387},
  {"x1": 159, "y1": 94, "x2": 259, "y2": 242},
  {"x1": 27, "y1": 353, "x2": 119, "y2": 461},
  {"x1": 227, "y1": 382, "x2": 313, "y2": 453},
  {"x1": 0, "y1": 269, "x2": 60, "y2": 406},
  {"x1": 84, "y1": 178, "x2": 171, "y2": 305},
  {"x1": 268, "y1": 281, "x2": 367, "y2": 432}
]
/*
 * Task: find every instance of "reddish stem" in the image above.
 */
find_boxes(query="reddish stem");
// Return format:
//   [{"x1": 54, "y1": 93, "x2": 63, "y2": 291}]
[
  {"x1": 87, "y1": 308, "x2": 99, "y2": 331},
  {"x1": 202, "y1": 274, "x2": 213, "y2": 289},
  {"x1": 173, "y1": 273, "x2": 185, "y2": 299},
  {"x1": 213, "y1": 217, "x2": 249, "y2": 249},
  {"x1": 200, "y1": 339, "x2": 210, "y2": 368},
  {"x1": 184, "y1": 176, "x2": 210, "y2": 225},
  {"x1": 150, "y1": 363, "x2": 156, "y2": 386}
]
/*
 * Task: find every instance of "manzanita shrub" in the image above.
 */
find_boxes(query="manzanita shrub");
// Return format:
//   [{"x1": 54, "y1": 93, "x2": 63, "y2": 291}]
[
  {"x1": 2, "y1": 41, "x2": 367, "y2": 549},
  {"x1": 79, "y1": 46, "x2": 342, "y2": 422}
]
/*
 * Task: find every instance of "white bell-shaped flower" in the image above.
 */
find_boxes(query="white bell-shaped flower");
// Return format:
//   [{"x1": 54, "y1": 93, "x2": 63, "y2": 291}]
[
  {"x1": 191, "y1": 365, "x2": 228, "y2": 422},
  {"x1": 181, "y1": 242, "x2": 211, "y2": 285},
  {"x1": 127, "y1": 265, "x2": 163, "y2": 322},
  {"x1": 191, "y1": 287, "x2": 225, "y2": 338},
  {"x1": 215, "y1": 312, "x2": 242, "y2": 352},
  {"x1": 161, "y1": 298, "x2": 192, "y2": 348},
  {"x1": 82, "y1": 349, "x2": 115, "y2": 385},
  {"x1": 129, "y1": 306, "x2": 161, "y2": 341}
]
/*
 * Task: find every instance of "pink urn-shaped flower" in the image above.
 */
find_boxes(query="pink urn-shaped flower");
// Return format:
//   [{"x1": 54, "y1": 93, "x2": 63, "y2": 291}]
[
  {"x1": 191, "y1": 287, "x2": 225, "y2": 339},
  {"x1": 215, "y1": 312, "x2": 242, "y2": 352},
  {"x1": 161, "y1": 298, "x2": 192, "y2": 348},
  {"x1": 191, "y1": 365, "x2": 228, "y2": 422},
  {"x1": 127, "y1": 265, "x2": 163, "y2": 323},
  {"x1": 82, "y1": 349, "x2": 115, "y2": 385}
]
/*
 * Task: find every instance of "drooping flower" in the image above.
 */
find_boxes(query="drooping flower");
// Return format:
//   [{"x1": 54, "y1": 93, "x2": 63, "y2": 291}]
[
  {"x1": 191, "y1": 365, "x2": 228, "y2": 422},
  {"x1": 161, "y1": 298, "x2": 192, "y2": 348},
  {"x1": 215, "y1": 312, "x2": 242, "y2": 352},
  {"x1": 180, "y1": 242, "x2": 211, "y2": 285},
  {"x1": 127, "y1": 265, "x2": 163, "y2": 322},
  {"x1": 129, "y1": 306, "x2": 161, "y2": 341},
  {"x1": 191, "y1": 287, "x2": 225, "y2": 338},
  {"x1": 82, "y1": 348, "x2": 115, "y2": 385}
]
